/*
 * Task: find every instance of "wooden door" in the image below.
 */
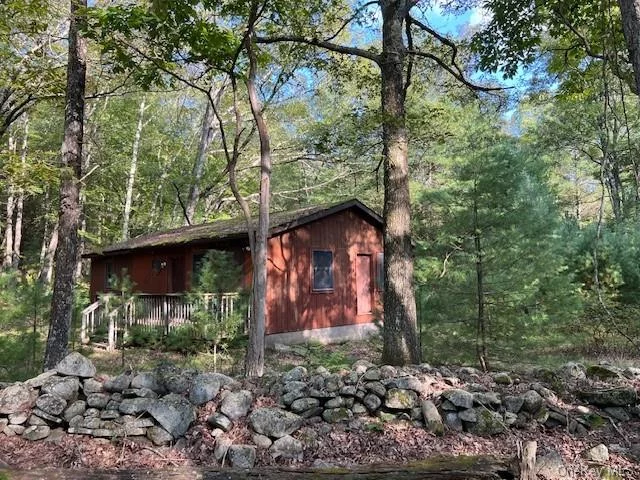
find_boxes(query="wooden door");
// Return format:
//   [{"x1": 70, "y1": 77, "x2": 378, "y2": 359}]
[
  {"x1": 356, "y1": 254, "x2": 372, "y2": 315},
  {"x1": 169, "y1": 256, "x2": 185, "y2": 293}
]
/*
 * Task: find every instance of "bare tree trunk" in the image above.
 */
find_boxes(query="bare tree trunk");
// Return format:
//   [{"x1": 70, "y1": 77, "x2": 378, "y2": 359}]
[
  {"x1": 3, "y1": 133, "x2": 16, "y2": 269},
  {"x1": 244, "y1": 24, "x2": 271, "y2": 378},
  {"x1": 184, "y1": 85, "x2": 224, "y2": 225},
  {"x1": 12, "y1": 114, "x2": 28, "y2": 269},
  {"x1": 472, "y1": 189, "x2": 487, "y2": 372},
  {"x1": 380, "y1": 0, "x2": 421, "y2": 366},
  {"x1": 44, "y1": 0, "x2": 87, "y2": 369},
  {"x1": 122, "y1": 96, "x2": 146, "y2": 240},
  {"x1": 619, "y1": 0, "x2": 640, "y2": 96},
  {"x1": 40, "y1": 221, "x2": 60, "y2": 285}
]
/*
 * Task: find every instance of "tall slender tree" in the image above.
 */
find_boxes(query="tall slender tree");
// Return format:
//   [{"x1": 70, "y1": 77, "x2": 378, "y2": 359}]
[{"x1": 44, "y1": 0, "x2": 87, "y2": 369}]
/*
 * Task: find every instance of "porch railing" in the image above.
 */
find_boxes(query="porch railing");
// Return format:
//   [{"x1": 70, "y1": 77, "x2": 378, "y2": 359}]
[{"x1": 80, "y1": 293, "x2": 248, "y2": 351}]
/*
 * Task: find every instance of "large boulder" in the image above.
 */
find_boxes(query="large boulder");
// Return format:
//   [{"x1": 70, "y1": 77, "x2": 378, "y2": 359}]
[
  {"x1": 188, "y1": 373, "x2": 221, "y2": 405},
  {"x1": 0, "y1": 383, "x2": 37, "y2": 415},
  {"x1": 131, "y1": 372, "x2": 163, "y2": 393},
  {"x1": 441, "y1": 389, "x2": 474, "y2": 409},
  {"x1": 55, "y1": 352, "x2": 96, "y2": 378},
  {"x1": 248, "y1": 408, "x2": 302, "y2": 439},
  {"x1": 146, "y1": 393, "x2": 196, "y2": 438},
  {"x1": 465, "y1": 408, "x2": 505, "y2": 436},
  {"x1": 385, "y1": 389, "x2": 418, "y2": 410},
  {"x1": 421, "y1": 399, "x2": 444, "y2": 436},
  {"x1": 220, "y1": 390, "x2": 253, "y2": 420},
  {"x1": 41, "y1": 376, "x2": 79, "y2": 401},
  {"x1": 521, "y1": 390, "x2": 544, "y2": 413},
  {"x1": 35, "y1": 394, "x2": 67, "y2": 416},
  {"x1": 578, "y1": 387, "x2": 637, "y2": 407}
]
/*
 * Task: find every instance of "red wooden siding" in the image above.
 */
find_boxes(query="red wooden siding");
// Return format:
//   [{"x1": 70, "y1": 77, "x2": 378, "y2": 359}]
[{"x1": 265, "y1": 209, "x2": 382, "y2": 335}]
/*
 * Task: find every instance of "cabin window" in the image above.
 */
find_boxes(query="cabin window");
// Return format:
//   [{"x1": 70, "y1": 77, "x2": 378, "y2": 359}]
[
  {"x1": 376, "y1": 252, "x2": 384, "y2": 291},
  {"x1": 312, "y1": 250, "x2": 334, "y2": 292}
]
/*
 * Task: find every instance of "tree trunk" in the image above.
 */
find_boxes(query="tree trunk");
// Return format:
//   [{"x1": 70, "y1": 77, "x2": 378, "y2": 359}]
[
  {"x1": 184, "y1": 85, "x2": 224, "y2": 225},
  {"x1": 3, "y1": 133, "x2": 16, "y2": 269},
  {"x1": 379, "y1": 0, "x2": 421, "y2": 366},
  {"x1": 122, "y1": 96, "x2": 146, "y2": 240},
  {"x1": 244, "y1": 28, "x2": 271, "y2": 378},
  {"x1": 619, "y1": 0, "x2": 640, "y2": 96},
  {"x1": 44, "y1": 0, "x2": 87, "y2": 370},
  {"x1": 12, "y1": 113, "x2": 28, "y2": 269},
  {"x1": 473, "y1": 190, "x2": 488, "y2": 372}
]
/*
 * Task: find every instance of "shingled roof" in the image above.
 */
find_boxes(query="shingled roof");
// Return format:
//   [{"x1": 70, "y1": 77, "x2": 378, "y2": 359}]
[{"x1": 85, "y1": 198, "x2": 381, "y2": 257}]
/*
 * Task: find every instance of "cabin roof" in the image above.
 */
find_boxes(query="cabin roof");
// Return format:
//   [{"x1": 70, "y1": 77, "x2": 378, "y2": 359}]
[{"x1": 85, "y1": 198, "x2": 382, "y2": 258}]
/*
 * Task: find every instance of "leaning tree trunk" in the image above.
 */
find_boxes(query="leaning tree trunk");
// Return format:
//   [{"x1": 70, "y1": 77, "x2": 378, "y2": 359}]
[
  {"x1": 122, "y1": 96, "x2": 146, "y2": 240},
  {"x1": 379, "y1": 0, "x2": 421, "y2": 366},
  {"x1": 44, "y1": 0, "x2": 87, "y2": 369},
  {"x1": 244, "y1": 28, "x2": 271, "y2": 378},
  {"x1": 619, "y1": 0, "x2": 640, "y2": 96}
]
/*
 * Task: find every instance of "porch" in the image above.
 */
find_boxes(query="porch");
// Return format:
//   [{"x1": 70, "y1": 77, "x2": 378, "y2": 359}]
[{"x1": 80, "y1": 293, "x2": 249, "y2": 351}]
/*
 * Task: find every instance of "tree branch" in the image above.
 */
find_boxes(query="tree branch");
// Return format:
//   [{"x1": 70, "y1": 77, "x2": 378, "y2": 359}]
[{"x1": 256, "y1": 36, "x2": 380, "y2": 63}]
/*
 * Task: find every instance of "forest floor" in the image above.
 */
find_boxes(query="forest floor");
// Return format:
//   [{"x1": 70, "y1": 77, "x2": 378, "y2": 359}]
[{"x1": 1, "y1": 340, "x2": 640, "y2": 479}]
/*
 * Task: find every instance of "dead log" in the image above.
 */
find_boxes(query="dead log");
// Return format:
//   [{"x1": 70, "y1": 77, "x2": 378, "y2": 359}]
[{"x1": 1, "y1": 455, "x2": 518, "y2": 479}]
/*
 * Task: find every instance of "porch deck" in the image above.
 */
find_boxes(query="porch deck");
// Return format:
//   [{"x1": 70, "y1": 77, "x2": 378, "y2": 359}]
[{"x1": 80, "y1": 293, "x2": 248, "y2": 351}]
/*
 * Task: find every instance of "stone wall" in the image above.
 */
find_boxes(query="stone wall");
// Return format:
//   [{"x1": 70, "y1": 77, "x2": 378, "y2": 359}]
[{"x1": 1, "y1": 354, "x2": 638, "y2": 469}]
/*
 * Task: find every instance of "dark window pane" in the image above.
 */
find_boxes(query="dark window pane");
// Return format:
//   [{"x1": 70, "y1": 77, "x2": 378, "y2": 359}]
[{"x1": 312, "y1": 250, "x2": 334, "y2": 291}]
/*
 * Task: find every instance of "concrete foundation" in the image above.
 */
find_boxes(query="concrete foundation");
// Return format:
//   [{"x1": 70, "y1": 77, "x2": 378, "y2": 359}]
[{"x1": 265, "y1": 322, "x2": 379, "y2": 347}]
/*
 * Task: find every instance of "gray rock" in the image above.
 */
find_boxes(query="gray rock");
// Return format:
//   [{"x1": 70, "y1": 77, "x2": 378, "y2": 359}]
[
  {"x1": 322, "y1": 408, "x2": 353, "y2": 423},
  {"x1": 385, "y1": 388, "x2": 418, "y2": 410},
  {"x1": 352, "y1": 403, "x2": 368, "y2": 415},
  {"x1": 586, "y1": 364, "x2": 622, "y2": 380},
  {"x1": 86, "y1": 393, "x2": 110, "y2": 409},
  {"x1": 442, "y1": 412, "x2": 462, "y2": 432},
  {"x1": 340, "y1": 385, "x2": 357, "y2": 397},
  {"x1": 131, "y1": 372, "x2": 163, "y2": 393},
  {"x1": 536, "y1": 448, "x2": 566, "y2": 479},
  {"x1": 282, "y1": 366, "x2": 307, "y2": 382},
  {"x1": 441, "y1": 389, "x2": 474, "y2": 409},
  {"x1": 55, "y1": 352, "x2": 96, "y2": 378},
  {"x1": 8, "y1": 412, "x2": 28, "y2": 425},
  {"x1": 623, "y1": 366, "x2": 640, "y2": 379},
  {"x1": 492, "y1": 372, "x2": 512, "y2": 385},
  {"x1": 22, "y1": 425, "x2": 51, "y2": 441},
  {"x1": 228, "y1": 445, "x2": 256, "y2": 469},
  {"x1": 557, "y1": 362, "x2": 586, "y2": 381},
  {"x1": 420, "y1": 400, "x2": 444, "y2": 436},
  {"x1": 363, "y1": 368, "x2": 381, "y2": 381},
  {"x1": 100, "y1": 410, "x2": 120, "y2": 420},
  {"x1": 291, "y1": 397, "x2": 320, "y2": 413},
  {"x1": 325, "y1": 397, "x2": 347, "y2": 409},
  {"x1": 465, "y1": 408, "x2": 505, "y2": 436},
  {"x1": 521, "y1": 390, "x2": 544, "y2": 413},
  {"x1": 270, "y1": 435, "x2": 303, "y2": 460},
  {"x1": 504, "y1": 395, "x2": 524, "y2": 413},
  {"x1": 189, "y1": 373, "x2": 221, "y2": 405},
  {"x1": 504, "y1": 412, "x2": 518, "y2": 426},
  {"x1": 214, "y1": 434, "x2": 233, "y2": 462},
  {"x1": 363, "y1": 393, "x2": 382, "y2": 412},
  {"x1": 582, "y1": 444, "x2": 609, "y2": 463},
  {"x1": 380, "y1": 365, "x2": 398, "y2": 379},
  {"x1": 146, "y1": 393, "x2": 196, "y2": 438},
  {"x1": 7, "y1": 424, "x2": 25, "y2": 436},
  {"x1": 36, "y1": 394, "x2": 67, "y2": 416},
  {"x1": 24, "y1": 370, "x2": 57, "y2": 388},
  {"x1": 28, "y1": 414, "x2": 47, "y2": 426},
  {"x1": 386, "y1": 376, "x2": 424, "y2": 393},
  {"x1": 604, "y1": 407, "x2": 631, "y2": 422},
  {"x1": 282, "y1": 381, "x2": 307, "y2": 393},
  {"x1": 248, "y1": 407, "x2": 302, "y2": 438},
  {"x1": 104, "y1": 373, "x2": 132, "y2": 392},
  {"x1": 352, "y1": 360, "x2": 375, "y2": 374},
  {"x1": 282, "y1": 389, "x2": 306, "y2": 405},
  {"x1": 207, "y1": 412, "x2": 232, "y2": 431},
  {"x1": 147, "y1": 426, "x2": 173, "y2": 446},
  {"x1": 33, "y1": 408, "x2": 62, "y2": 423},
  {"x1": 458, "y1": 408, "x2": 478, "y2": 423},
  {"x1": 440, "y1": 400, "x2": 457, "y2": 411},
  {"x1": 0, "y1": 383, "x2": 36, "y2": 414},
  {"x1": 252, "y1": 433, "x2": 272, "y2": 449},
  {"x1": 83, "y1": 378, "x2": 103, "y2": 394},
  {"x1": 44, "y1": 427, "x2": 66, "y2": 444},
  {"x1": 325, "y1": 375, "x2": 342, "y2": 392},
  {"x1": 220, "y1": 390, "x2": 253, "y2": 420},
  {"x1": 63, "y1": 400, "x2": 87, "y2": 422},
  {"x1": 365, "y1": 381, "x2": 386, "y2": 398},
  {"x1": 578, "y1": 387, "x2": 637, "y2": 407},
  {"x1": 473, "y1": 392, "x2": 501, "y2": 407},
  {"x1": 119, "y1": 397, "x2": 152, "y2": 415},
  {"x1": 41, "y1": 376, "x2": 80, "y2": 402}
]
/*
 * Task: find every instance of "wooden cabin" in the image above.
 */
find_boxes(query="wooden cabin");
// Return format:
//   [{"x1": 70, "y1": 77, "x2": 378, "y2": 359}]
[{"x1": 84, "y1": 199, "x2": 384, "y2": 346}]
